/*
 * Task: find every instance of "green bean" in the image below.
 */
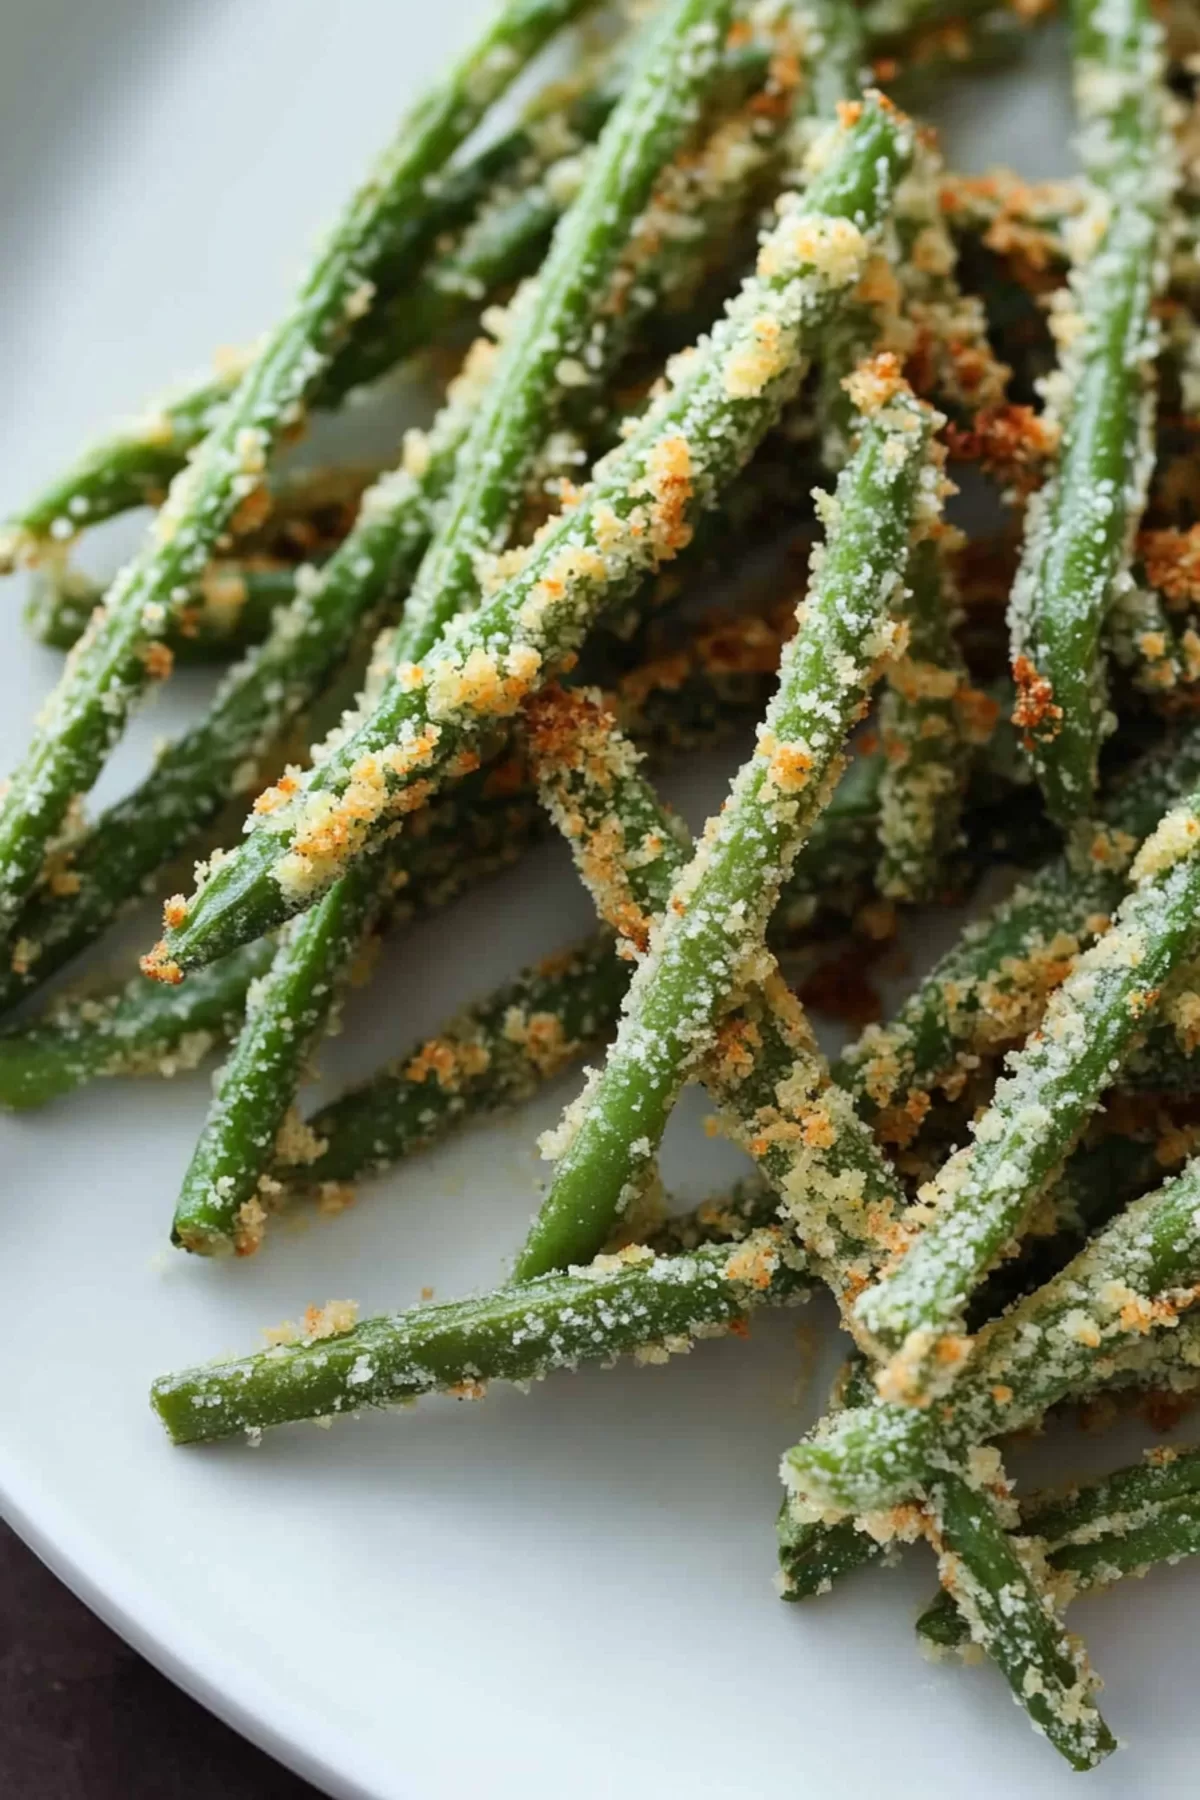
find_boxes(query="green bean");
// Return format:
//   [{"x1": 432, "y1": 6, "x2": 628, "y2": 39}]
[
  {"x1": 302, "y1": 129, "x2": 583, "y2": 393},
  {"x1": 776, "y1": 1505, "x2": 883, "y2": 1598},
  {"x1": 0, "y1": 595, "x2": 877, "y2": 1112},
  {"x1": 928, "y1": 1497, "x2": 1200, "y2": 1646},
  {"x1": 0, "y1": 942, "x2": 276, "y2": 1110},
  {"x1": 1007, "y1": 0, "x2": 1174, "y2": 827},
  {"x1": 902, "y1": 152, "x2": 1012, "y2": 427},
  {"x1": 925, "y1": 1472, "x2": 1114, "y2": 1769},
  {"x1": 20, "y1": 118, "x2": 620, "y2": 670},
  {"x1": 777, "y1": 1122, "x2": 1177, "y2": 1599},
  {"x1": 1124, "y1": 1005, "x2": 1200, "y2": 1089},
  {"x1": 0, "y1": 358, "x2": 484, "y2": 1014},
  {"x1": 168, "y1": 0, "x2": 741, "y2": 1256},
  {"x1": 150, "y1": 1224, "x2": 813, "y2": 1445},
  {"x1": 876, "y1": 535, "x2": 972, "y2": 901},
  {"x1": 861, "y1": 0, "x2": 986, "y2": 46},
  {"x1": 965, "y1": 1127, "x2": 1170, "y2": 1324},
  {"x1": 164, "y1": 741, "x2": 535, "y2": 1251},
  {"x1": 901, "y1": 8, "x2": 1043, "y2": 93},
  {"x1": 780, "y1": 1153, "x2": 1200, "y2": 1517},
  {"x1": 524, "y1": 681, "x2": 692, "y2": 944},
  {"x1": 520, "y1": 576, "x2": 1108, "y2": 1759},
  {"x1": 280, "y1": 935, "x2": 627, "y2": 1192},
  {"x1": 1106, "y1": 578, "x2": 1185, "y2": 697},
  {"x1": 852, "y1": 787, "x2": 1200, "y2": 1400},
  {"x1": 707, "y1": 977, "x2": 916, "y2": 1322},
  {"x1": 836, "y1": 721, "x2": 1200, "y2": 1138},
  {"x1": 1048, "y1": 1497, "x2": 1200, "y2": 1586},
  {"x1": 917, "y1": 1445, "x2": 1200, "y2": 1649},
  {"x1": 172, "y1": 883, "x2": 390, "y2": 1255},
  {"x1": 863, "y1": 117, "x2": 1014, "y2": 878},
  {"x1": 784, "y1": 2, "x2": 874, "y2": 467},
  {"x1": 815, "y1": 118, "x2": 1007, "y2": 467},
  {"x1": 946, "y1": 180, "x2": 1073, "y2": 256},
  {"x1": 793, "y1": 0, "x2": 866, "y2": 124},
  {"x1": 26, "y1": 461, "x2": 379, "y2": 662},
  {"x1": 519, "y1": 671, "x2": 915, "y2": 1306},
  {"x1": 0, "y1": 0, "x2": 596, "y2": 938},
  {"x1": 777, "y1": 1350, "x2": 889, "y2": 1598},
  {"x1": 1023, "y1": 1442, "x2": 1200, "y2": 1545},
  {"x1": 24, "y1": 558, "x2": 298, "y2": 662},
  {"x1": 12, "y1": 162, "x2": 561, "y2": 599},
  {"x1": 775, "y1": 714, "x2": 1047, "y2": 947},
  {"x1": 641, "y1": 1176, "x2": 778, "y2": 1251},
  {"x1": 154, "y1": 100, "x2": 917, "y2": 974},
  {"x1": 533, "y1": 676, "x2": 934, "y2": 1328},
  {"x1": 385, "y1": 0, "x2": 738, "y2": 680},
  {"x1": 770, "y1": 746, "x2": 883, "y2": 939},
  {"x1": 514, "y1": 369, "x2": 938, "y2": 1279},
  {"x1": 0, "y1": 750, "x2": 559, "y2": 1110},
  {"x1": 778, "y1": 1170, "x2": 1152, "y2": 1756},
  {"x1": 225, "y1": 743, "x2": 894, "y2": 1201}
]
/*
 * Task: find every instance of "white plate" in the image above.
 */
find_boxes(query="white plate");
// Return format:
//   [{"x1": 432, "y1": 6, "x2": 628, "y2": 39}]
[{"x1": 0, "y1": 7, "x2": 1194, "y2": 1798}]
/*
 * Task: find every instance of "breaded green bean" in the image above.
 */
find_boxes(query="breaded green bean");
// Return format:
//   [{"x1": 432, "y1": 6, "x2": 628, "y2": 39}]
[
  {"x1": 1008, "y1": 0, "x2": 1175, "y2": 826},
  {"x1": 853, "y1": 788, "x2": 1200, "y2": 1401},
  {"x1": 167, "y1": 0, "x2": 743, "y2": 1256},
  {"x1": 781, "y1": 1153, "x2": 1200, "y2": 1516},
  {"x1": 151, "y1": 1225, "x2": 813, "y2": 1444},
  {"x1": 0, "y1": 0, "x2": 596, "y2": 937},
  {"x1": 917, "y1": 1444, "x2": 1200, "y2": 1650},
  {"x1": 154, "y1": 100, "x2": 917, "y2": 974},
  {"x1": 515, "y1": 365, "x2": 939, "y2": 1278}
]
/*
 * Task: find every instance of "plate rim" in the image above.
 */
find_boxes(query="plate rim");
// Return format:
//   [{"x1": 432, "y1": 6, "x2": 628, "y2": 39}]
[{"x1": 0, "y1": 1451, "x2": 384, "y2": 1800}]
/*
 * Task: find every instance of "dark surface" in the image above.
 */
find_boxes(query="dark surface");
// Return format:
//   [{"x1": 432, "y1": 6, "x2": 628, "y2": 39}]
[{"x1": 0, "y1": 1520, "x2": 325, "y2": 1799}]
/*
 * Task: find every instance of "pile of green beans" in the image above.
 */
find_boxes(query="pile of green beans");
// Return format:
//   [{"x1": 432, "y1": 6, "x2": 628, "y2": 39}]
[{"x1": 12, "y1": 0, "x2": 1200, "y2": 1776}]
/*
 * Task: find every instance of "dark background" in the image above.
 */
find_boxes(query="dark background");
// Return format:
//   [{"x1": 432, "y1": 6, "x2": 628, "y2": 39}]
[{"x1": 1, "y1": 1521, "x2": 323, "y2": 1798}]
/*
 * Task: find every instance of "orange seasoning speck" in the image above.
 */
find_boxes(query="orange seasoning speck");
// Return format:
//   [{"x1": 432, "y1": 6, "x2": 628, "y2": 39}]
[
  {"x1": 643, "y1": 434, "x2": 694, "y2": 560},
  {"x1": 1011, "y1": 654, "x2": 1063, "y2": 745},
  {"x1": 841, "y1": 350, "x2": 905, "y2": 417},
  {"x1": 140, "y1": 940, "x2": 183, "y2": 985},
  {"x1": 141, "y1": 641, "x2": 174, "y2": 681}
]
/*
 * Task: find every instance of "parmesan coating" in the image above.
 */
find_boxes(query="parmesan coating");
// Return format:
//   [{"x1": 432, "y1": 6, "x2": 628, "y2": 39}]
[
  {"x1": 923, "y1": 1473, "x2": 1113, "y2": 1768},
  {"x1": 516, "y1": 367, "x2": 939, "y2": 1281},
  {"x1": 521, "y1": 669, "x2": 913, "y2": 1323},
  {"x1": 855, "y1": 789, "x2": 1200, "y2": 1401},
  {"x1": 917, "y1": 1443, "x2": 1200, "y2": 1653},
  {"x1": 836, "y1": 725, "x2": 1200, "y2": 1136},
  {"x1": 151, "y1": 1226, "x2": 813, "y2": 1444},
  {"x1": 783, "y1": 1151, "x2": 1200, "y2": 1519},
  {"x1": 876, "y1": 533, "x2": 974, "y2": 901},
  {"x1": 525, "y1": 684, "x2": 690, "y2": 950},
  {"x1": 158, "y1": 99, "x2": 916, "y2": 972},
  {"x1": 0, "y1": 0, "x2": 593, "y2": 936},
  {"x1": 279, "y1": 936, "x2": 629, "y2": 1191},
  {"x1": 1007, "y1": 5, "x2": 1177, "y2": 825}
]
